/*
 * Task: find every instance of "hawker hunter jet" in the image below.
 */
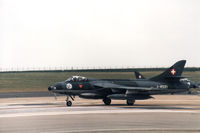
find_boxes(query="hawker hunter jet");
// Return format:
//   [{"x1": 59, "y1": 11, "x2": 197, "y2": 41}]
[{"x1": 48, "y1": 60, "x2": 199, "y2": 106}]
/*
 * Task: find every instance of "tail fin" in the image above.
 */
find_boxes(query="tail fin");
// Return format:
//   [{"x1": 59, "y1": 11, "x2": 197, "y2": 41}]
[
  {"x1": 150, "y1": 60, "x2": 186, "y2": 82},
  {"x1": 135, "y1": 71, "x2": 145, "y2": 79}
]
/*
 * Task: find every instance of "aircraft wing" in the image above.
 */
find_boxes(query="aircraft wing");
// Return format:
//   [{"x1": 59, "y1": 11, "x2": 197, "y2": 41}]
[{"x1": 91, "y1": 81, "x2": 161, "y2": 91}]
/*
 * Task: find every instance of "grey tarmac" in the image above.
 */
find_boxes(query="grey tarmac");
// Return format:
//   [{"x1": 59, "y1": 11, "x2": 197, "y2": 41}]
[
  {"x1": 0, "y1": 92, "x2": 53, "y2": 98},
  {"x1": 0, "y1": 95, "x2": 200, "y2": 133}
]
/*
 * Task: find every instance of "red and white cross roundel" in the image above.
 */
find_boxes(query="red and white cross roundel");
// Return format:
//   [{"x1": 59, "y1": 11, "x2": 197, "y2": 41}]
[
  {"x1": 170, "y1": 68, "x2": 176, "y2": 75},
  {"x1": 79, "y1": 84, "x2": 83, "y2": 88},
  {"x1": 139, "y1": 75, "x2": 142, "y2": 79}
]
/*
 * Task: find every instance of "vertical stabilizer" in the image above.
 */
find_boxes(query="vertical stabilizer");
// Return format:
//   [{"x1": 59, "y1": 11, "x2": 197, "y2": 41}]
[
  {"x1": 150, "y1": 60, "x2": 186, "y2": 82},
  {"x1": 135, "y1": 71, "x2": 145, "y2": 79}
]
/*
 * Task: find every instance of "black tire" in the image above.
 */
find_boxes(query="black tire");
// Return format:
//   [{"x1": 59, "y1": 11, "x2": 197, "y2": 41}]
[
  {"x1": 66, "y1": 101, "x2": 72, "y2": 106},
  {"x1": 127, "y1": 99, "x2": 135, "y2": 106},
  {"x1": 103, "y1": 98, "x2": 111, "y2": 105}
]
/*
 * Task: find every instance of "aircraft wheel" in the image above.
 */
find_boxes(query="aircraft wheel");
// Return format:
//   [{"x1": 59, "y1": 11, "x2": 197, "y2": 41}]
[
  {"x1": 103, "y1": 98, "x2": 111, "y2": 105},
  {"x1": 66, "y1": 101, "x2": 72, "y2": 106},
  {"x1": 127, "y1": 99, "x2": 135, "y2": 106}
]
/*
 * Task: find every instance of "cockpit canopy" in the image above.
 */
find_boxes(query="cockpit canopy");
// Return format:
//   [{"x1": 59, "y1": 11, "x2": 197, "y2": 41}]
[{"x1": 65, "y1": 76, "x2": 88, "y2": 82}]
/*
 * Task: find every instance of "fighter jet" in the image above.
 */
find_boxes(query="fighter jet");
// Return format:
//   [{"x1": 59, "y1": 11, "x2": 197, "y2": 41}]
[{"x1": 48, "y1": 60, "x2": 199, "y2": 106}]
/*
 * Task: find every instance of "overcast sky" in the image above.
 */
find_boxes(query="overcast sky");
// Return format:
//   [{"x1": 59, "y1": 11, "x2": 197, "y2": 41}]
[{"x1": 0, "y1": 0, "x2": 200, "y2": 69}]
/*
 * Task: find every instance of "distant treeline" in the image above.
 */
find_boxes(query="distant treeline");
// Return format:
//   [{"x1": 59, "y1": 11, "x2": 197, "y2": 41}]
[{"x1": 1, "y1": 67, "x2": 200, "y2": 73}]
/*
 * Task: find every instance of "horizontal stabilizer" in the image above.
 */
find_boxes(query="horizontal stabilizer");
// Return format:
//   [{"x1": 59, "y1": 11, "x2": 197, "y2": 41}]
[{"x1": 165, "y1": 76, "x2": 188, "y2": 79}]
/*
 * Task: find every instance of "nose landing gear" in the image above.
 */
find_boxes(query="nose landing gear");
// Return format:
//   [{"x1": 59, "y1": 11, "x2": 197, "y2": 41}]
[
  {"x1": 66, "y1": 101, "x2": 72, "y2": 106},
  {"x1": 66, "y1": 95, "x2": 75, "y2": 107}
]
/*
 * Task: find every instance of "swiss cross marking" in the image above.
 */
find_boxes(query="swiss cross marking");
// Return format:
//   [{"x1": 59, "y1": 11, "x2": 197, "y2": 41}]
[
  {"x1": 79, "y1": 84, "x2": 83, "y2": 88},
  {"x1": 139, "y1": 75, "x2": 142, "y2": 79},
  {"x1": 170, "y1": 69, "x2": 176, "y2": 75}
]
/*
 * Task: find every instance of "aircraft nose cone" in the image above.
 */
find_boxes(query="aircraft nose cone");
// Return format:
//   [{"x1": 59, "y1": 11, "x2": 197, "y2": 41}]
[{"x1": 48, "y1": 86, "x2": 53, "y2": 91}]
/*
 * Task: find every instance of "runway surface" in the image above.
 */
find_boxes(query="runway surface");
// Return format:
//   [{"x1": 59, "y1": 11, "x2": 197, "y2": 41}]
[
  {"x1": 0, "y1": 95, "x2": 200, "y2": 133},
  {"x1": 0, "y1": 92, "x2": 53, "y2": 98}
]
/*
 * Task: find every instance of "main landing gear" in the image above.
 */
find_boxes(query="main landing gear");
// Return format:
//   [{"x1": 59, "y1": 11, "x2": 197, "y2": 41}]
[
  {"x1": 103, "y1": 97, "x2": 111, "y2": 105},
  {"x1": 66, "y1": 95, "x2": 75, "y2": 107},
  {"x1": 126, "y1": 99, "x2": 135, "y2": 106},
  {"x1": 102, "y1": 98, "x2": 135, "y2": 106}
]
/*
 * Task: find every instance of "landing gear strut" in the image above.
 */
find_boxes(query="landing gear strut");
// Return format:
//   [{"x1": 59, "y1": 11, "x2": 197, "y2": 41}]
[
  {"x1": 103, "y1": 97, "x2": 111, "y2": 105},
  {"x1": 66, "y1": 95, "x2": 75, "y2": 107},
  {"x1": 126, "y1": 99, "x2": 135, "y2": 106}
]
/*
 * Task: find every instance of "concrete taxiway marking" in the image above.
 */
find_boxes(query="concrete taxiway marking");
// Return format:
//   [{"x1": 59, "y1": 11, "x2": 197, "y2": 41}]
[
  {"x1": 0, "y1": 107, "x2": 197, "y2": 118},
  {"x1": 41, "y1": 128, "x2": 200, "y2": 133}
]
